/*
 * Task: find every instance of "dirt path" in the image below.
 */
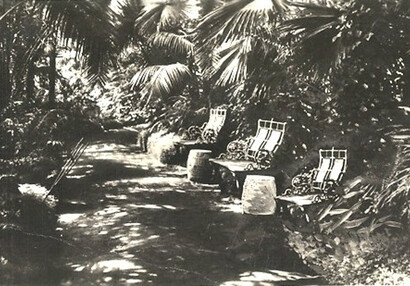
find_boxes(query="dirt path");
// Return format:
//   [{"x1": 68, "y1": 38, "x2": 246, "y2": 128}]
[{"x1": 54, "y1": 135, "x2": 322, "y2": 285}]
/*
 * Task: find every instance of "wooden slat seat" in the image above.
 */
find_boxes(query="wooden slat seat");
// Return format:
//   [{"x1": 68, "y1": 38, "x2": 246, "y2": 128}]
[
  {"x1": 203, "y1": 109, "x2": 226, "y2": 136},
  {"x1": 208, "y1": 159, "x2": 253, "y2": 173},
  {"x1": 276, "y1": 194, "x2": 321, "y2": 206}
]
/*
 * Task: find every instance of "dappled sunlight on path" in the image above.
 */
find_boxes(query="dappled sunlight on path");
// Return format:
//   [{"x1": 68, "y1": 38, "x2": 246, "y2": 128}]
[{"x1": 56, "y1": 139, "x2": 322, "y2": 285}]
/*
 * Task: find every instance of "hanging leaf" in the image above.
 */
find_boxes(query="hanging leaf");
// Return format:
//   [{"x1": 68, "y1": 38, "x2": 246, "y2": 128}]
[
  {"x1": 149, "y1": 32, "x2": 194, "y2": 56},
  {"x1": 318, "y1": 203, "x2": 334, "y2": 221},
  {"x1": 383, "y1": 221, "x2": 402, "y2": 229},
  {"x1": 131, "y1": 63, "x2": 192, "y2": 102},
  {"x1": 196, "y1": 0, "x2": 287, "y2": 44},
  {"x1": 329, "y1": 210, "x2": 353, "y2": 232},
  {"x1": 328, "y1": 208, "x2": 350, "y2": 216},
  {"x1": 134, "y1": 0, "x2": 187, "y2": 35},
  {"x1": 342, "y1": 217, "x2": 369, "y2": 229}
]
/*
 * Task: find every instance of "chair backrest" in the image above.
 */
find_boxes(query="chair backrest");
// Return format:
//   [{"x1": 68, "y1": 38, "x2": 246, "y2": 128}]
[
  {"x1": 203, "y1": 108, "x2": 227, "y2": 134},
  {"x1": 246, "y1": 119, "x2": 286, "y2": 160},
  {"x1": 313, "y1": 148, "x2": 348, "y2": 187}
]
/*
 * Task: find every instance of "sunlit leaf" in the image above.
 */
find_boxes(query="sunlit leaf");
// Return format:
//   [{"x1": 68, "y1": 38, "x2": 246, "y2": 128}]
[
  {"x1": 196, "y1": 0, "x2": 288, "y2": 44},
  {"x1": 328, "y1": 208, "x2": 350, "y2": 216},
  {"x1": 131, "y1": 63, "x2": 192, "y2": 100},
  {"x1": 134, "y1": 0, "x2": 187, "y2": 35},
  {"x1": 149, "y1": 32, "x2": 193, "y2": 56},
  {"x1": 383, "y1": 221, "x2": 402, "y2": 229},
  {"x1": 318, "y1": 203, "x2": 334, "y2": 221},
  {"x1": 342, "y1": 217, "x2": 368, "y2": 229},
  {"x1": 329, "y1": 210, "x2": 353, "y2": 232}
]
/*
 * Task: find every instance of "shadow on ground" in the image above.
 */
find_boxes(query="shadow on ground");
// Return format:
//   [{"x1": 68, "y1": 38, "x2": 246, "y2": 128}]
[{"x1": 38, "y1": 138, "x2": 323, "y2": 285}]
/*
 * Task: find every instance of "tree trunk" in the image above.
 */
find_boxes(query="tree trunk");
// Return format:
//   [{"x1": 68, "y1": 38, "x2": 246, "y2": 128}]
[
  {"x1": 0, "y1": 25, "x2": 12, "y2": 110},
  {"x1": 203, "y1": 80, "x2": 212, "y2": 108},
  {"x1": 48, "y1": 42, "x2": 57, "y2": 109},
  {"x1": 0, "y1": 61, "x2": 11, "y2": 109},
  {"x1": 26, "y1": 60, "x2": 35, "y2": 103},
  {"x1": 403, "y1": 55, "x2": 410, "y2": 106}
]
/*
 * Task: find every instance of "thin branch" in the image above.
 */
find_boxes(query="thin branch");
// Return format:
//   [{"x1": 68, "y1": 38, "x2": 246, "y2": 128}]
[{"x1": 0, "y1": 1, "x2": 25, "y2": 23}]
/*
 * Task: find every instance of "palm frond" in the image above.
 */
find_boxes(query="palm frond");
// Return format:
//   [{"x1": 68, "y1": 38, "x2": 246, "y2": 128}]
[
  {"x1": 46, "y1": 137, "x2": 88, "y2": 198},
  {"x1": 115, "y1": 0, "x2": 144, "y2": 49},
  {"x1": 194, "y1": 43, "x2": 221, "y2": 79},
  {"x1": 131, "y1": 63, "x2": 192, "y2": 100},
  {"x1": 39, "y1": 0, "x2": 117, "y2": 84},
  {"x1": 149, "y1": 32, "x2": 193, "y2": 57},
  {"x1": 212, "y1": 37, "x2": 254, "y2": 86},
  {"x1": 210, "y1": 34, "x2": 284, "y2": 98},
  {"x1": 196, "y1": 0, "x2": 288, "y2": 44},
  {"x1": 0, "y1": 1, "x2": 24, "y2": 23},
  {"x1": 290, "y1": 1, "x2": 343, "y2": 14},
  {"x1": 135, "y1": 0, "x2": 187, "y2": 35},
  {"x1": 277, "y1": 2, "x2": 348, "y2": 74},
  {"x1": 199, "y1": 0, "x2": 223, "y2": 16}
]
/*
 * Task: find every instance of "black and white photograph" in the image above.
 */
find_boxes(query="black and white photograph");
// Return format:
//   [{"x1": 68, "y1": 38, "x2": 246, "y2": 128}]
[{"x1": 0, "y1": 0, "x2": 409, "y2": 285}]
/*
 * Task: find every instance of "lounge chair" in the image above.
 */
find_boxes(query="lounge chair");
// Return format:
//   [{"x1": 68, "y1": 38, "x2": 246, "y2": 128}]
[
  {"x1": 209, "y1": 119, "x2": 286, "y2": 195},
  {"x1": 209, "y1": 119, "x2": 287, "y2": 172},
  {"x1": 277, "y1": 148, "x2": 348, "y2": 206},
  {"x1": 181, "y1": 107, "x2": 227, "y2": 145}
]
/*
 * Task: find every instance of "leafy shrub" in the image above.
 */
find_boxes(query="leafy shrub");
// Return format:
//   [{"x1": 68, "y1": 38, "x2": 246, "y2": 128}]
[
  {"x1": 281, "y1": 174, "x2": 408, "y2": 284},
  {"x1": 1, "y1": 181, "x2": 57, "y2": 236},
  {"x1": 0, "y1": 98, "x2": 103, "y2": 183},
  {"x1": 286, "y1": 227, "x2": 410, "y2": 285},
  {"x1": 147, "y1": 131, "x2": 184, "y2": 164},
  {"x1": 159, "y1": 146, "x2": 180, "y2": 165},
  {"x1": 0, "y1": 178, "x2": 60, "y2": 279},
  {"x1": 5, "y1": 195, "x2": 57, "y2": 235},
  {"x1": 375, "y1": 127, "x2": 410, "y2": 226}
]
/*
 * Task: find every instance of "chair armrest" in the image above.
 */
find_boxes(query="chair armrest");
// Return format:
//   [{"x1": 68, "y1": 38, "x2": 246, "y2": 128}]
[
  {"x1": 216, "y1": 139, "x2": 248, "y2": 160},
  {"x1": 310, "y1": 168, "x2": 318, "y2": 180},
  {"x1": 254, "y1": 150, "x2": 274, "y2": 169},
  {"x1": 185, "y1": 125, "x2": 203, "y2": 140},
  {"x1": 201, "y1": 128, "x2": 217, "y2": 143}
]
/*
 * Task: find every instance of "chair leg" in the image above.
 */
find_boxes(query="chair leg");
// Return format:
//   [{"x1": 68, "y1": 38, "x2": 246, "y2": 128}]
[
  {"x1": 218, "y1": 167, "x2": 238, "y2": 197},
  {"x1": 277, "y1": 200, "x2": 291, "y2": 217}
]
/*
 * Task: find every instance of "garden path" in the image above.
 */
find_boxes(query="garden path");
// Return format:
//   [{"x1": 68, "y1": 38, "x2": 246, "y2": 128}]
[{"x1": 55, "y1": 131, "x2": 323, "y2": 285}]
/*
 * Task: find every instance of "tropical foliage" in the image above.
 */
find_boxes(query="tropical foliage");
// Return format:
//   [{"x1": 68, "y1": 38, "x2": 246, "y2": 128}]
[
  {"x1": 0, "y1": 0, "x2": 409, "y2": 283},
  {"x1": 0, "y1": 0, "x2": 113, "y2": 174}
]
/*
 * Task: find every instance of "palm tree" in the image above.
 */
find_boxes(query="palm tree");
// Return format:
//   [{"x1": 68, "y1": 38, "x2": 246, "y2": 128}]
[
  {"x1": 38, "y1": 0, "x2": 117, "y2": 85},
  {"x1": 0, "y1": 0, "x2": 21, "y2": 108},
  {"x1": 117, "y1": 0, "x2": 291, "y2": 108},
  {"x1": 0, "y1": 0, "x2": 117, "y2": 109},
  {"x1": 115, "y1": 0, "x2": 144, "y2": 50},
  {"x1": 118, "y1": 0, "x2": 195, "y2": 107},
  {"x1": 196, "y1": 0, "x2": 288, "y2": 44},
  {"x1": 130, "y1": 62, "x2": 192, "y2": 106},
  {"x1": 278, "y1": 0, "x2": 409, "y2": 77},
  {"x1": 276, "y1": 0, "x2": 409, "y2": 119},
  {"x1": 195, "y1": 0, "x2": 289, "y2": 99}
]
